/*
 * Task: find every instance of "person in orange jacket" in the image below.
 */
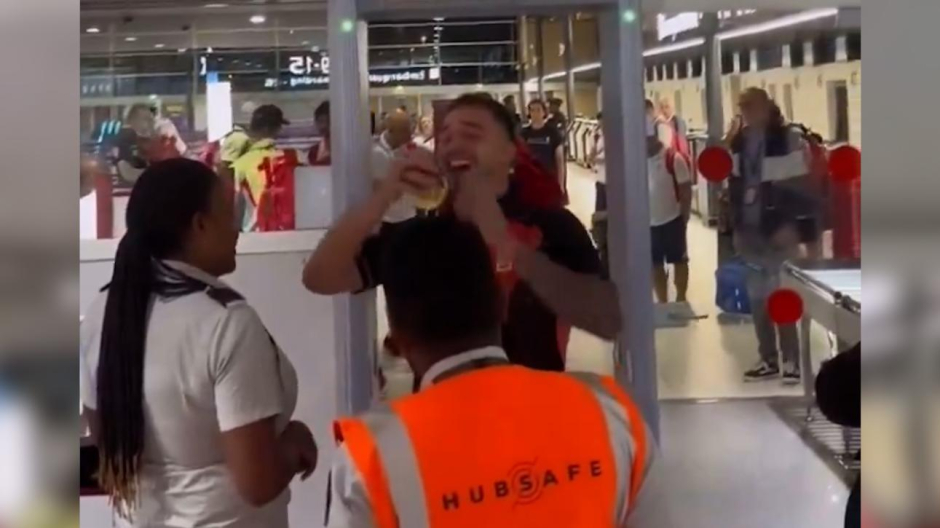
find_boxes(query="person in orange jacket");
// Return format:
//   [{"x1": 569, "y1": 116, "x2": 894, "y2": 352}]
[{"x1": 324, "y1": 217, "x2": 671, "y2": 528}]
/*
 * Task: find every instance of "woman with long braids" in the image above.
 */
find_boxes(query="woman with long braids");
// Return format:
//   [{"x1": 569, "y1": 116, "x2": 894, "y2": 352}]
[{"x1": 79, "y1": 158, "x2": 317, "y2": 526}]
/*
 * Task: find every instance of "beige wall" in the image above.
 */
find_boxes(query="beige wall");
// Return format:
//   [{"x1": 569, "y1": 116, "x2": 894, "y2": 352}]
[{"x1": 645, "y1": 61, "x2": 862, "y2": 147}]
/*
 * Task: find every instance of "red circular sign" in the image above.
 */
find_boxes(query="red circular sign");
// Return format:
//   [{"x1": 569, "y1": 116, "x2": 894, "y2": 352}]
[
  {"x1": 828, "y1": 145, "x2": 861, "y2": 183},
  {"x1": 698, "y1": 146, "x2": 733, "y2": 182},
  {"x1": 767, "y1": 289, "x2": 804, "y2": 325}
]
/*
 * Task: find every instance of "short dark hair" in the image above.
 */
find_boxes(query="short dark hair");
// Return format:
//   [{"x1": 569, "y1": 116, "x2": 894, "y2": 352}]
[
  {"x1": 528, "y1": 98, "x2": 549, "y2": 114},
  {"x1": 446, "y1": 93, "x2": 517, "y2": 141},
  {"x1": 382, "y1": 217, "x2": 500, "y2": 349},
  {"x1": 250, "y1": 104, "x2": 289, "y2": 134},
  {"x1": 314, "y1": 100, "x2": 330, "y2": 119},
  {"x1": 645, "y1": 99, "x2": 655, "y2": 111}
]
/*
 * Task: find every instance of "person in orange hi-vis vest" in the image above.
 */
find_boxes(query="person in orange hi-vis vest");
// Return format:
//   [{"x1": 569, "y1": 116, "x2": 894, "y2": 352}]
[{"x1": 325, "y1": 217, "x2": 671, "y2": 528}]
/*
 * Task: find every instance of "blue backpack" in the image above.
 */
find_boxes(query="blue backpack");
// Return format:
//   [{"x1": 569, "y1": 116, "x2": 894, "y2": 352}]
[{"x1": 715, "y1": 258, "x2": 752, "y2": 314}]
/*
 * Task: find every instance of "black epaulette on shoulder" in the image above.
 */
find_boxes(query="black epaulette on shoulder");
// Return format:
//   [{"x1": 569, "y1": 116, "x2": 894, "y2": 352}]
[{"x1": 205, "y1": 286, "x2": 245, "y2": 307}]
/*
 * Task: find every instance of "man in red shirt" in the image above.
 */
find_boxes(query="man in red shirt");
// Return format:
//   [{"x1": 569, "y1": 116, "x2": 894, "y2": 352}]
[{"x1": 303, "y1": 94, "x2": 620, "y2": 372}]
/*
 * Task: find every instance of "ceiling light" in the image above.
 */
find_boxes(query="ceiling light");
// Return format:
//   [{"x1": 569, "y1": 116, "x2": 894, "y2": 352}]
[
  {"x1": 717, "y1": 8, "x2": 838, "y2": 40},
  {"x1": 204, "y1": 3, "x2": 229, "y2": 7},
  {"x1": 302, "y1": 40, "x2": 310, "y2": 45},
  {"x1": 154, "y1": 43, "x2": 165, "y2": 49},
  {"x1": 644, "y1": 38, "x2": 705, "y2": 57},
  {"x1": 85, "y1": 27, "x2": 101, "y2": 34},
  {"x1": 124, "y1": 36, "x2": 137, "y2": 42},
  {"x1": 250, "y1": 15, "x2": 267, "y2": 24},
  {"x1": 177, "y1": 48, "x2": 187, "y2": 53}
]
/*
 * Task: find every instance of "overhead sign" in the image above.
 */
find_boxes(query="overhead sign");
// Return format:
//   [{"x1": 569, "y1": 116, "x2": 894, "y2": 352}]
[
  {"x1": 269, "y1": 62, "x2": 441, "y2": 90},
  {"x1": 288, "y1": 54, "x2": 331, "y2": 76},
  {"x1": 657, "y1": 13, "x2": 700, "y2": 41}
]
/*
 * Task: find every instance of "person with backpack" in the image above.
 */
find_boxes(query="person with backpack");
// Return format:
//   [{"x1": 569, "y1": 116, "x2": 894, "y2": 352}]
[
  {"x1": 229, "y1": 105, "x2": 296, "y2": 232},
  {"x1": 723, "y1": 87, "x2": 810, "y2": 384},
  {"x1": 658, "y1": 97, "x2": 691, "y2": 160},
  {"x1": 646, "y1": 100, "x2": 693, "y2": 304}
]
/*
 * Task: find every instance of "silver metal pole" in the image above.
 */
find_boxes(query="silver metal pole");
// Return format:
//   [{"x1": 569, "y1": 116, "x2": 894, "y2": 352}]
[
  {"x1": 535, "y1": 16, "x2": 545, "y2": 99},
  {"x1": 702, "y1": 13, "x2": 724, "y2": 146},
  {"x1": 599, "y1": 0, "x2": 660, "y2": 439},
  {"x1": 563, "y1": 15, "x2": 576, "y2": 120},
  {"x1": 328, "y1": 0, "x2": 375, "y2": 414},
  {"x1": 517, "y1": 15, "x2": 529, "y2": 110}
]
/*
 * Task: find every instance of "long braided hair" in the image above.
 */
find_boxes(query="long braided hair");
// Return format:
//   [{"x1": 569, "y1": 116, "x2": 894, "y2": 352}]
[{"x1": 96, "y1": 158, "x2": 219, "y2": 517}]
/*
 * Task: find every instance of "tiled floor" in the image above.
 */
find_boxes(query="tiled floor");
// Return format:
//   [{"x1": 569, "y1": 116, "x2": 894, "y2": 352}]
[{"x1": 658, "y1": 400, "x2": 850, "y2": 527}]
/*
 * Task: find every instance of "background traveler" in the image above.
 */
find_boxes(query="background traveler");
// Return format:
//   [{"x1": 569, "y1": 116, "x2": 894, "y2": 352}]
[
  {"x1": 522, "y1": 99, "x2": 567, "y2": 200},
  {"x1": 724, "y1": 87, "x2": 809, "y2": 383},
  {"x1": 309, "y1": 101, "x2": 331, "y2": 166},
  {"x1": 231, "y1": 104, "x2": 295, "y2": 232},
  {"x1": 644, "y1": 106, "x2": 692, "y2": 304},
  {"x1": 373, "y1": 110, "x2": 419, "y2": 226},
  {"x1": 110, "y1": 103, "x2": 157, "y2": 186},
  {"x1": 658, "y1": 97, "x2": 690, "y2": 158}
]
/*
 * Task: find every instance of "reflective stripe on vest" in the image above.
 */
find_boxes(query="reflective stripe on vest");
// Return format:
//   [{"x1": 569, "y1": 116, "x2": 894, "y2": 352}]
[
  {"x1": 334, "y1": 368, "x2": 649, "y2": 527},
  {"x1": 568, "y1": 372, "x2": 652, "y2": 518}
]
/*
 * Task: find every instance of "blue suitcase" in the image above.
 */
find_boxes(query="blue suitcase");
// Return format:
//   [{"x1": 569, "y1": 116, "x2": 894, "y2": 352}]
[{"x1": 715, "y1": 259, "x2": 752, "y2": 315}]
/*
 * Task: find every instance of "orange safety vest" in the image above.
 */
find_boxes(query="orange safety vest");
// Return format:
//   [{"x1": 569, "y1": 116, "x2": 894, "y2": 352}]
[{"x1": 333, "y1": 365, "x2": 651, "y2": 528}]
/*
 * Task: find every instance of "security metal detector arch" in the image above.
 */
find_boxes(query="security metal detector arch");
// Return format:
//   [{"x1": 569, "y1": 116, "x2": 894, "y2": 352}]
[{"x1": 326, "y1": 0, "x2": 859, "y2": 439}]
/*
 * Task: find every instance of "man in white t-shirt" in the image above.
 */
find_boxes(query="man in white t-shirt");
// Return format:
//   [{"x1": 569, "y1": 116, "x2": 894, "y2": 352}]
[
  {"x1": 372, "y1": 110, "x2": 419, "y2": 226},
  {"x1": 646, "y1": 115, "x2": 693, "y2": 303}
]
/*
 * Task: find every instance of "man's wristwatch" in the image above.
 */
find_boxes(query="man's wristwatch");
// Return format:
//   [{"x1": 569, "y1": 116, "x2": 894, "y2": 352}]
[{"x1": 494, "y1": 230, "x2": 521, "y2": 274}]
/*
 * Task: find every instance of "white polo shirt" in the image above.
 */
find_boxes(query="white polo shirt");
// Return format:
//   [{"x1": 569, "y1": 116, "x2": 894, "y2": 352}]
[
  {"x1": 372, "y1": 133, "x2": 418, "y2": 224},
  {"x1": 648, "y1": 150, "x2": 692, "y2": 227},
  {"x1": 80, "y1": 260, "x2": 298, "y2": 528}
]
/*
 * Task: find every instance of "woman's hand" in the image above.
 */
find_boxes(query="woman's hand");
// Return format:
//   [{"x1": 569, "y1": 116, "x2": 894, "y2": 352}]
[{"x1": 282, "y1": 421, "x2": 318, "y2": 481}]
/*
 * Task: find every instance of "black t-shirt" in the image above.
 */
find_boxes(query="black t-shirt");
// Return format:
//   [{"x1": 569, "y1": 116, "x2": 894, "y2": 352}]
[
  {"x1": 356, "y1": 190, "x2": 602, "y2": 372},
  {"x1": 547, "y1": 113, "x2": 568, "y2": 137},
  {"x1": 521, "y1": 124, "x2": 563, "y2": 177},
  {"x1": 108, "y1": 127, "x2": 149, "y2": 193}
]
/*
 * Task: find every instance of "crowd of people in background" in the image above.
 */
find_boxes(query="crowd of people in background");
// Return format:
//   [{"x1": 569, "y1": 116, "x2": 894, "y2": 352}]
[{"x1": 91, "y1": 85, "x2": 828, "y2": 389}]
